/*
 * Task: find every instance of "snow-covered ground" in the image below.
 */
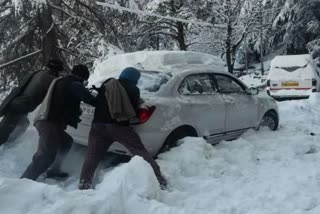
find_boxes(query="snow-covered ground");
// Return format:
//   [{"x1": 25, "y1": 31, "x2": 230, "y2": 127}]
[
  {"x1": 240, "y1": 73, "x2": 267, "y2": 88},
  {"x1": 1, "y1": 92, "x2": 320, "y2": 213},
  {"x1": 0, "y1": 50, "x2": 319, "y2": 213}
]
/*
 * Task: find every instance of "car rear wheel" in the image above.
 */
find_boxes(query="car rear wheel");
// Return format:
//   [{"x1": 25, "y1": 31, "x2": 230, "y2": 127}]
[
  {"x1": 260, "y1": 111, "x2": 279, "y2": 131},
  {"x1": 158, "y1": 127, "x2": 197, "y2": 154}
]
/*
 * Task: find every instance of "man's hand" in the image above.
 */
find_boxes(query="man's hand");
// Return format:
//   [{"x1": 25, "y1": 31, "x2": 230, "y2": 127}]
[{"x1": 89, "y1": 85, "x2": 99, "y2": 93}]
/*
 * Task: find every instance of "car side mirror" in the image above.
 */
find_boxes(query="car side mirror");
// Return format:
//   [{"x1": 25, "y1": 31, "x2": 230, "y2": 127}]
[{"x1": 247, "y1": 87, "x2": 259, "y2": 95}]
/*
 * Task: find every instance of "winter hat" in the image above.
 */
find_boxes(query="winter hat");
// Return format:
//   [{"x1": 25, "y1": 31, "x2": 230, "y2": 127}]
[
  {"x1": 119, "y1": 67, "x2": 141, "y2": 85},
  {"x1": 47, "y1": 59, "x2": 64, "y2": 72},
  {"x1": 72, "y1": 64, "x2": 90, "y2": 80}
]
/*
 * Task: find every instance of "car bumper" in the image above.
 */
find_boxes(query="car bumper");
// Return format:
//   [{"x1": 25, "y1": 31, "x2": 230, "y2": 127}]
[{"x1": 267, "y1": 88, "x2": 313, "y2": 99}]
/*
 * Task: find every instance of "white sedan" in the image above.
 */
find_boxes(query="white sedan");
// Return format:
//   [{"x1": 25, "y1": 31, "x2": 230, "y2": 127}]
[{"x1": 67, "y1": 66, "x2": 279, "y2": 157}]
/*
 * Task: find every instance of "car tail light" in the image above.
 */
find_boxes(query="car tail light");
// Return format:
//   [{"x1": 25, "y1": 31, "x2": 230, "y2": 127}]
[
  {"x1": 267, "y1": 80, "x2": 270, "y2": 87},
  {"x1": 312, "y1": 78, "x2": 317, "y2": 86},
  {"x1": 138, "y1": 106, "x2": 156, "y2": 124}
]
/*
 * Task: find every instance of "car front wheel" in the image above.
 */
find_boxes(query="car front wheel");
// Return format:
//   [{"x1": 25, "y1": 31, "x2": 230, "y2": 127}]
[{"x1": 260, "y1": 111, "x2": 279, "y2": 131}]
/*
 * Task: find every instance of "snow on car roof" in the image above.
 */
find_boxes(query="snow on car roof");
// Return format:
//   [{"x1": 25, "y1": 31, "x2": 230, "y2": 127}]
[
  {"x1": 89, "y1": 51, "x2": 225, "y2": 85},
  {"x1": 270, "y1": 54, "x2": 312, "y2": 68}
]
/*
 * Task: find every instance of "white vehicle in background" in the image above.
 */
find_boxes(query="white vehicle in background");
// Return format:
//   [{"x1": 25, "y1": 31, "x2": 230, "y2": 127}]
[
  {"x1": 67, "y1": 51, "x2": 279, "y2": 157},
  {"x1": 266, "y1": 54, "x2": 320, "y2": 99}
]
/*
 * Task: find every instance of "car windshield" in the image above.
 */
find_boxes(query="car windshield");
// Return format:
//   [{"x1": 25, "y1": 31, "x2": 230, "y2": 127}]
[{"x1": 138, "y1": 71, "x2": 171, "y2": 94}]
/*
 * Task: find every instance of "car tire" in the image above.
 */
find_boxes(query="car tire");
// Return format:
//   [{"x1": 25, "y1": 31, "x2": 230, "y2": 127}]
[
  {"x1": 157, "y1": 127, "x2": 197, "y2": 154},
  {"x1": 260, "y1": 111, "x2": 279, "y2": 131}
]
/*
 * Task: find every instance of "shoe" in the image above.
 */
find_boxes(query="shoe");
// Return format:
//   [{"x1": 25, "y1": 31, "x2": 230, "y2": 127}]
[
  {"x1": 46, "y1": 169, "x2": 69, "y2": 179},
  {"x1": 79, "y1": 180, "x2": 91, "y2": 190},
  {"x1": 159, "y1": 177, "x2": 168, "y2": 190}
]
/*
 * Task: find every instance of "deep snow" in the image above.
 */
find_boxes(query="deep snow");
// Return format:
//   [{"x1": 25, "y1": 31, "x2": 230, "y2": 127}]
[{"x1": 1, "y1": 93, "x2": 320, "y2": 213}]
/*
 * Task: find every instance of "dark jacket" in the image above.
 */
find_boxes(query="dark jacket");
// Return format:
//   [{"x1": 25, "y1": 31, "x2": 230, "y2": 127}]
[
  {"x1": 93, "y1": 79, "x2": 140, "y2": 125},
  {"x1": 0, "y1": 69, "x2": 56, "y2": 117},
  {"x1": 44, "y1": 76, "x2": 96, "y2": 128}
]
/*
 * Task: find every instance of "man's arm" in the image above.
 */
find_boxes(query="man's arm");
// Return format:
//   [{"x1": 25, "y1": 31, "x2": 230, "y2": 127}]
[
  {"x1": 70, "y1": 82, "x2": 96, "y2": 106},
  {"x1": 131, "y1": 87, "x2": 141, "y2": 111}
]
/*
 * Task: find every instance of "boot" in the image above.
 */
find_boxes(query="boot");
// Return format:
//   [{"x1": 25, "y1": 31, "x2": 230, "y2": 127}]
[
  {"x1": 158, "y1": 176, "x2": 168, "y2": 190},
  {"x1": 79, "y1": 179, "x2": 91, "y2": 190}
]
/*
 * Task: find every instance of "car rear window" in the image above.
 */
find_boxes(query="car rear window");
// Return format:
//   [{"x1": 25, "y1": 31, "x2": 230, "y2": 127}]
[
  {"x1": 275, "y1": 64, "x2": 308, "y2": 72},
  {"x1": 138, "y1": 71, "x2": 171, "y2": 94},
  {"x1": 90, "y1": 70, "x2": 171, "y2": 96}
]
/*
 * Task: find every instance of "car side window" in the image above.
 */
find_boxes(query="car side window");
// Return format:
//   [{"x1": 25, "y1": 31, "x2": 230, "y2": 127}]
[
  {"x1": 214, "y1": 74, "x2": 246, "y2": 94},
  {"x1": 179, "y1": 74, "x2": 217, "y2": 95}
]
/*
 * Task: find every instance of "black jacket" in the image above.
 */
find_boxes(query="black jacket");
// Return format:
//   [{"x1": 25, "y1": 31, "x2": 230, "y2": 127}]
[
  {"x1": 48, "y1": 76, "x2": 96, "y2": 128},
  {"x1": 93, "y1": 79, "x2": 140, "y2": 125},
  {"x1": 0, "y1": 69, "x2": 55, "y2": 116}
]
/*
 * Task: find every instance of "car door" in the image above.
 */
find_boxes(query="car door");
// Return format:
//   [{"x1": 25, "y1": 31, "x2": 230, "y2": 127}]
[
  {"x1": 213, "y1": 74, "x2": 259, "y2": 133},
  {"x1": 177, "y1": 73, "x2": 227, "y2": 138}
]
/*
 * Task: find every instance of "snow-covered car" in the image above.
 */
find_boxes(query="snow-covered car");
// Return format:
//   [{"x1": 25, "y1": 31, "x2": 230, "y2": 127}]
[
  {"x1": 67, "y1": 51, "x2": 279, "y2": 157},
  {"x1": 266, "y1": 54, "x2": 320, "y2": 99}
]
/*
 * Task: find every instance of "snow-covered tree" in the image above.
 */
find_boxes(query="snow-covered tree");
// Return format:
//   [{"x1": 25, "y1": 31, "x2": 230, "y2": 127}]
[
  {"x1": 0, "y1": 0, "x2": 122, "y2": 87},
  {"x1": 139, "y1": 0, "x2": 196, "y2": 51},
  {"x1": 206, "y1": 0, "x2": 248, "y2": 74}
]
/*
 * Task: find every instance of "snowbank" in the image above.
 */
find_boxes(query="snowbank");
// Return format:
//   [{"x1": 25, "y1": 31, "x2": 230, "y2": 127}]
[
  {"x1": 0, "y1": 157, "x2": 163, "y2": 214},
  {"x1": 240, "y1": 74, "x2": 267, "y2": 88},
  {"x1": 2, "y1": 86, "x2": 320, "y2": 213}
]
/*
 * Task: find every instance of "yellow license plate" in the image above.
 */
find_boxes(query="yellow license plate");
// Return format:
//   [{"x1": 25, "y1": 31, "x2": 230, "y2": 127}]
[{"x1": 282, "y1": 81, "x2": 299, "y2": 87}]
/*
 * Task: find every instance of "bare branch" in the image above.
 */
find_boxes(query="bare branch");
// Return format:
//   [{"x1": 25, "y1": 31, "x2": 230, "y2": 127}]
[
  {"x1": 12, "y1": 17, "x2": 36, "y2": 36},
  {"x1": 0, "y1": 0, "x2": 10, "y2": 7},
  {"x1": 48, "y1": 1, "x2": 74, "y2": 18},
  {"x1": 148, "y1": 32, "x2": 177, "y2": 39},
  {"x1": 186, "y1": 41, "x2": 211, "y2": 47},
  {"x1": 0, "y1": 50, "x2": 42, "y2": 70},
  {"x1": 42, "y1": 21, "x2": 55, "y2": 40},
  {"x1": 57, "y1": 46, "x2": 99, "y2": 59},
  {"x1": 0, "y1": 10, "x2": 12, "y2": 24},
  {"x1": 61, "y1": 0, "x2": 97, "y2": 23},
  {"x1": 77, "y1": 0, "x2": 105, "y2": 24},
  {"x1": 0, "y1": 4, "x2": 12, "y2": 13},
  {"x1": 142, "y1": 25, "x2": 177, "y2": 34}
]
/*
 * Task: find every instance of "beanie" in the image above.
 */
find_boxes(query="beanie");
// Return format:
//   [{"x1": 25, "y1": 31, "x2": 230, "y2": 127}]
[{"x1": 119, "y1": 67, "x2": 141, "y2": 85}]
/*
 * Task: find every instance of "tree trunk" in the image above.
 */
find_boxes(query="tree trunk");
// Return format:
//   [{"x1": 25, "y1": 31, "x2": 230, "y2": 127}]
[
  {"x1": 37, "y1": 4, "x2": 59, "y2": 64},
  {"x1": 226, "y1": 20, "x2": 233, "y2": 74},
  {"x1": 177, "y1": 22, "x2": 187, "y2": 51},
  {"x1": 225, "y1": 0, "x2": 233, "y2": 74}
]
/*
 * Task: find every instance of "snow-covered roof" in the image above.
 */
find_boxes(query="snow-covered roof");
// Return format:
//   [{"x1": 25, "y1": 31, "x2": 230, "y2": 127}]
[
  {"x1": 90, "y1": 51, "x2": 225, "y2": 85},
  {"x1": 270, "y1": 54, "x2": 312, "y2": 68}
]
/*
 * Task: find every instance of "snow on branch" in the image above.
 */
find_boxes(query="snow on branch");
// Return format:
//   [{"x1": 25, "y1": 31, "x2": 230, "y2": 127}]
[
  {"x1": 97, "y1": 1, "x2": 223, "y2": 28},
  {"x1": 12, "y1": 0, "x2": 46, "y2": 12}
]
